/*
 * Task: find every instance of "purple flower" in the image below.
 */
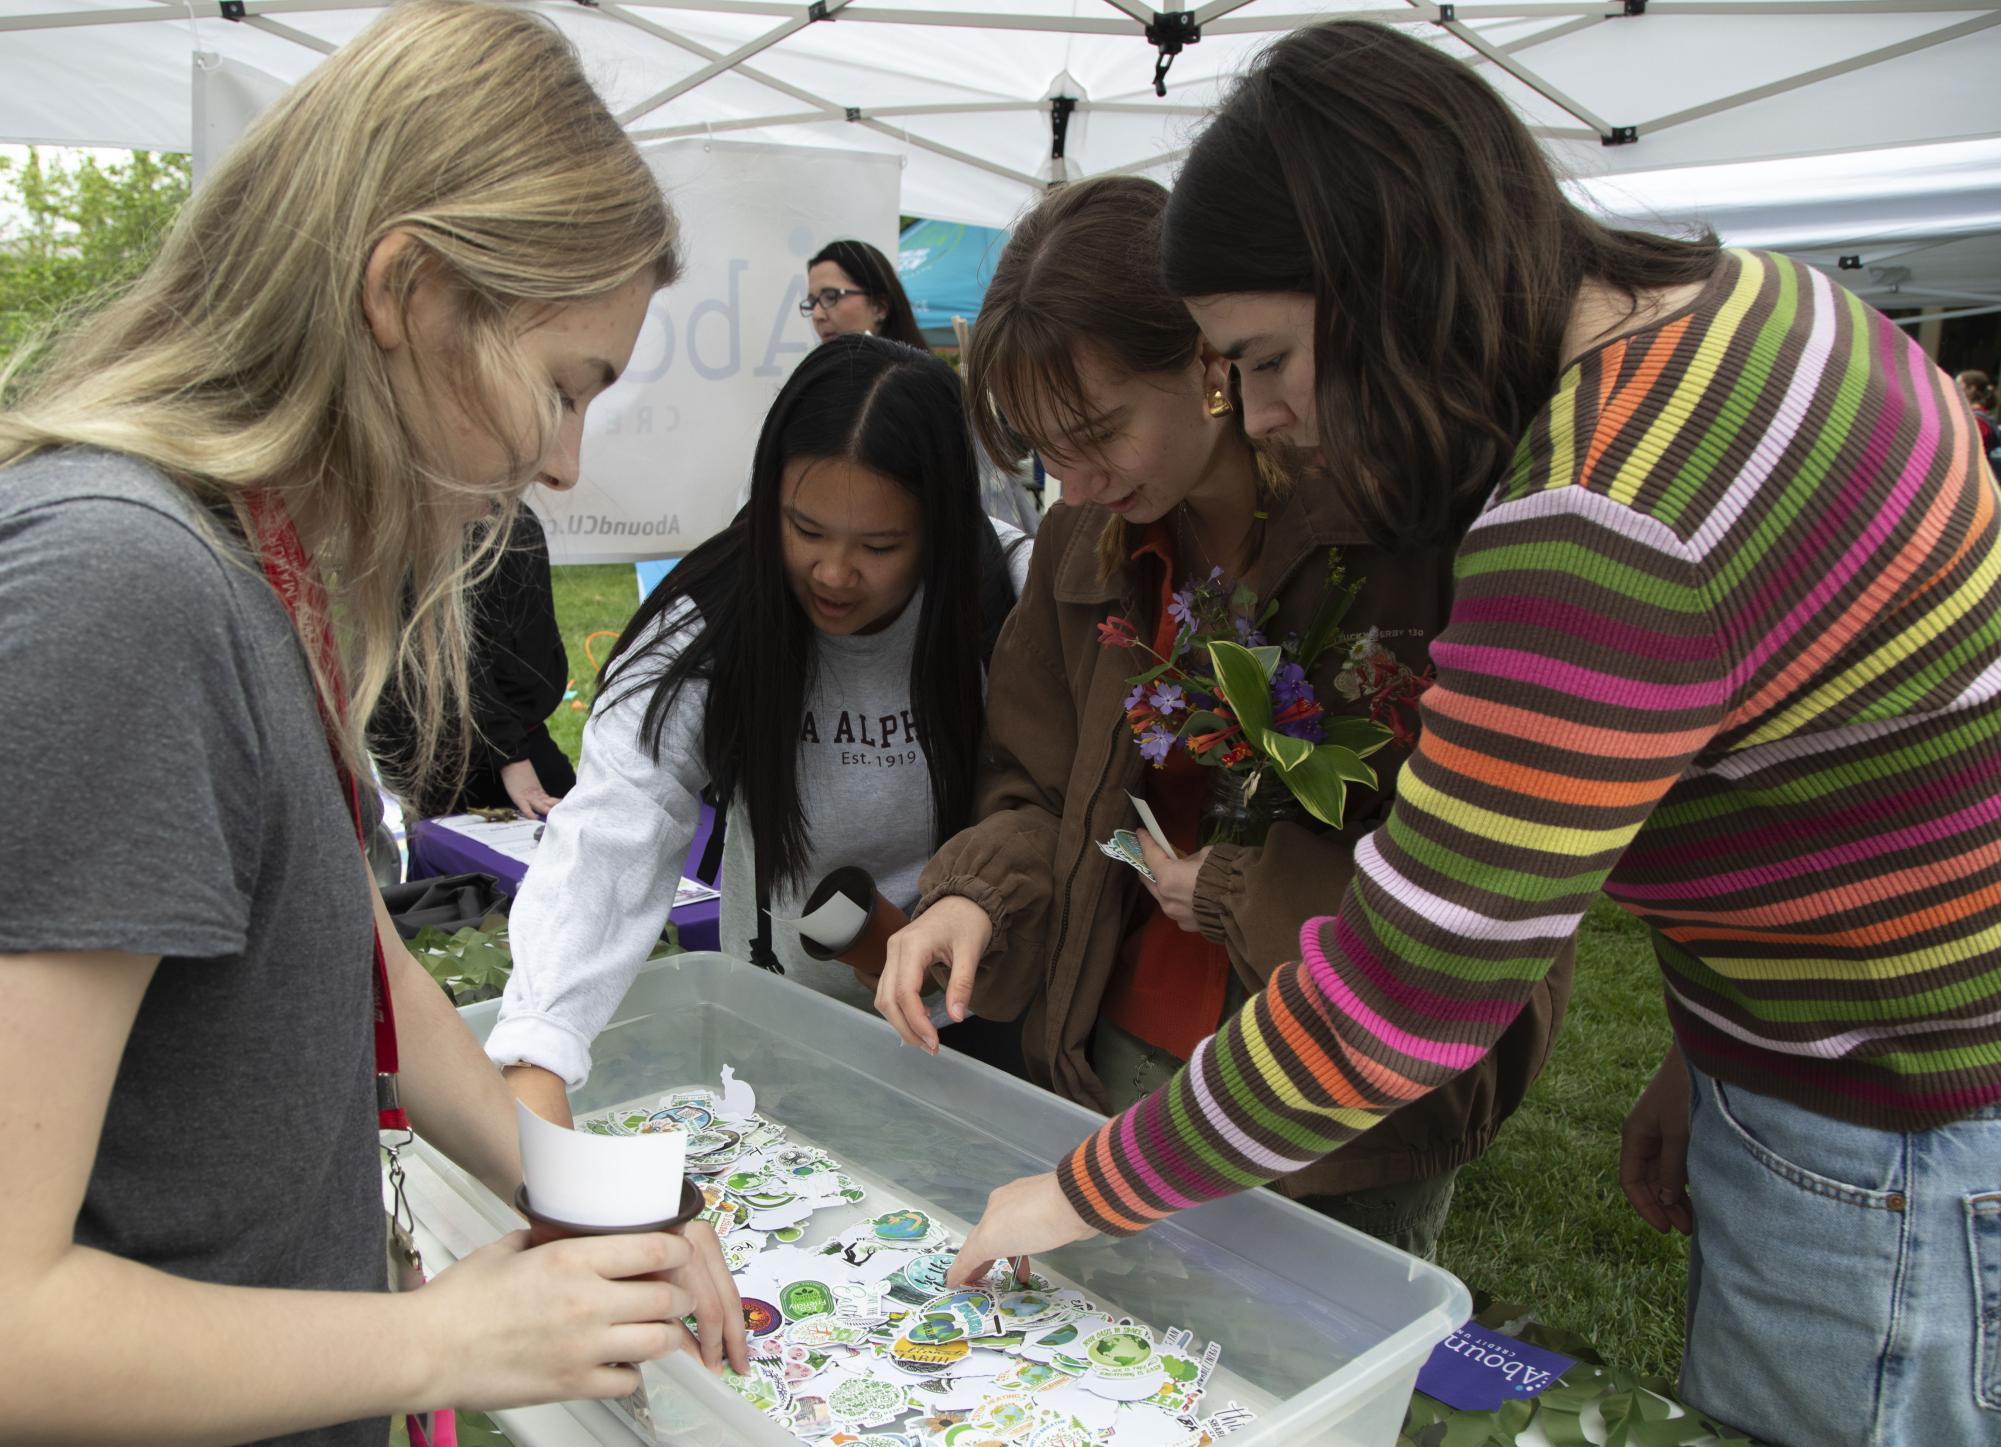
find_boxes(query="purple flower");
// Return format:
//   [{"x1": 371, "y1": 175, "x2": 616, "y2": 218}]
[
  {"x1": 1275, "y1": 715, "x2": 1325, "y2": 744},
  {"x1": 1149, "y1": 682, "x2": 1186, "y2": 716},
  {"x1": 1272, "y1": 660, "x2": 1313, "y2": 708},
  {"x1": 1139, "y1": 723, "x2": 1175, "y2": 764},
  {"x1": 1209, "y1": 565, "x2": 1226, "y2": 582},
  {"x1": 1123, "y1": 684, "x2": 1147, "y2": 712},
  {"x1": 1167, "y1": 586, "x2": 1197, "y2": 626},
  {"x1": 1231, "y1": 614, "x2": 1267, "y2": 647}
]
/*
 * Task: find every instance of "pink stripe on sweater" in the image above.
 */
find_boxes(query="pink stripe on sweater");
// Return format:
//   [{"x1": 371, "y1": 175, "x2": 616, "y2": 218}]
[
  {"x1": 1335, "y1": 914, "x2": 1525, "y2": 1028},
  {"x1": 1431, "y1": 641, "x2": 1729, "y2": 711},
  {"x1": 1301, "y1": 918, "x2": 1488, "y2": 1071},
  {"x1": 1727, "y1": 322, "x2": 1968, "y2": 720},
  {"x1": 1611, "y1": 787, "x2": 2001, "y2": 901},
  {"x1": 1118, "y1": 1092, "x2": 1202, "y2": 1209}
]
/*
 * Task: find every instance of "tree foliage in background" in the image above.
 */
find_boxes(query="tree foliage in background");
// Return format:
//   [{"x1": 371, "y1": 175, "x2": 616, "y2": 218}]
[{"x1": 0, "y1": 147, "x2": 191, "y2": 384}]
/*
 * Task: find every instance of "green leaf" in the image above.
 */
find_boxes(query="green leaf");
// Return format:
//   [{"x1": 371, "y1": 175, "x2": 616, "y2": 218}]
[
  {"x1": 1295, "y1": 580, "x2": 1360, "y2": 668},
  {"x1": 1206, "y1": 640, "x2": 1275, "y2": 737},
  {"x1": 1258, "y1": 727, "x2": 1315, "y2": 772},
  {"x1": 1319, "y1": 713, "x2": 1395, "y2": 758},
  {"x1": 1248, "y1": 644, "x2": 1282, "y2": 677},
  {"x1": 1275, "y1": 744, "x2": 1379, "y2": 827},
  {"x1": 1124, "y1": 660, "x2": 1177, "y2": 687}
]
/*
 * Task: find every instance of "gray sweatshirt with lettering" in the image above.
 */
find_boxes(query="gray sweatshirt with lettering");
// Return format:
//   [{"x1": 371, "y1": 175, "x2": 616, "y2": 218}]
[{"x1": 489, "y1": 536, "x2": 1030, "y2": 1088}]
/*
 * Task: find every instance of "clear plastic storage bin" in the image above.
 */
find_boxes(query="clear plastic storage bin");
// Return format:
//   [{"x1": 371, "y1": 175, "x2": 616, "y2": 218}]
[{"x1": 400, "y1": 953, "x2": 1469, "y2": 1447}]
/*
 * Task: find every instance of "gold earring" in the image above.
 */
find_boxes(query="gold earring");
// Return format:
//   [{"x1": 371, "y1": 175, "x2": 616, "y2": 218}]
[{"x1": 1206, "y1": 388, "x2": 1234, "y2": 419}]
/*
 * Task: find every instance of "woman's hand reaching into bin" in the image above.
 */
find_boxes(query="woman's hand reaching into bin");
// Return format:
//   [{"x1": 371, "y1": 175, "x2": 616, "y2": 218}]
[
  {"x1": 676, "y1": 1218, "x2": 751, "y2": 1373},
  {"x1": 946, "y1": 1171, "x2": 1099, "y2": 1287},
  {"x1": 876, "y1": 896, "x2": 992, "y2": 1052}
]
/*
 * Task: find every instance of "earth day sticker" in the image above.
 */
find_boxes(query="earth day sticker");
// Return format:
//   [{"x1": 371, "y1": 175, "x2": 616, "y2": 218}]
[
  {"x1": 778, "y1": 1279, "x2": 834, "y2": 1321},
  {"x1": 827, "y1": 1375, "x2": 906, "y2": 1428},
  {"x1": 1083, "y1": 1325, "x2": 1159, "y2": 1377},
  {"x1": 873, "y1": 1210, "x2": 932, "y2": 1239}
]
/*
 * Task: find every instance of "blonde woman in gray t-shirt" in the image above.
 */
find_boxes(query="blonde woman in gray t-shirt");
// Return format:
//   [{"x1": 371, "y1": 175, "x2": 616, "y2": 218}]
[{"x1": 0, "y1": 5, "x2": 747, "y2": 1443}]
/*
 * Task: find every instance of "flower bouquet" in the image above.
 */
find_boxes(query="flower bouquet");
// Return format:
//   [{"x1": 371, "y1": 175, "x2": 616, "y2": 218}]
[{"x1": 1099, "y1": 552, "x2": 1431, "y2": 846}]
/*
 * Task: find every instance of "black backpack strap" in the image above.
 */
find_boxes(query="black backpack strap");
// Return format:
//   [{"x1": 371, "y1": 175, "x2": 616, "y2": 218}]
[
  {"x1": 696, "y1": 787, "x2": 727, "y2": 886},
  {"x1": 751, "y1": 884, "x2": 783, "y2": 975},
  {"x1": 700, "y1": 787, "x2": 782, "y2": 973}
]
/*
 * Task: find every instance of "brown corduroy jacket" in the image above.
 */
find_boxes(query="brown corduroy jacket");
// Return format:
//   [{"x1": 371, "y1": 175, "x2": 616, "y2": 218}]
[{"x1": 920, "y1": 483, "x2": 1576, "y2": 1199}]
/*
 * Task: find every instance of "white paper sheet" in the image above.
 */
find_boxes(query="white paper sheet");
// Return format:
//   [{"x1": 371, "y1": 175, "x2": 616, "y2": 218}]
[
  {"x1": 1125, "y1": 793, "x2": 1178, "y2": 859},
  {"x1": 514, "y1": 1099, "x2": 688, "y2": 1228},
  {"x1": 789, "y1": 889, "x2": 869, "y2": 951}
]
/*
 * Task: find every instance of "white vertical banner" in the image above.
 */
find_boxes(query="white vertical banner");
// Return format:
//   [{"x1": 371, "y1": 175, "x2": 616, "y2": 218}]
[{"x1": 534, "y1": 140, "x2": 903, "y2": 564}]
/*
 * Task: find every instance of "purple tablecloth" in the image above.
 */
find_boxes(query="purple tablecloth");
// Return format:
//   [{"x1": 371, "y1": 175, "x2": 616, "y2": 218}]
[{"x1": 407, "y1": 801, "x2": 722, "y2": 954}]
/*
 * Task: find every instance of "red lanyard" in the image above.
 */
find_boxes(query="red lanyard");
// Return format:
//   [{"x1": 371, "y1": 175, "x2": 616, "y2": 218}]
[{"x1": 247, "y1": 491, "x2": 408, "y2": 1132}]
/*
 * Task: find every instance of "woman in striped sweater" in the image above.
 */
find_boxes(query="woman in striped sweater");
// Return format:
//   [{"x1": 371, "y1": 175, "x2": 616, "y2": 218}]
[{"x1": 949, "y1": 22, "x2": 2001, "y2": 1446}]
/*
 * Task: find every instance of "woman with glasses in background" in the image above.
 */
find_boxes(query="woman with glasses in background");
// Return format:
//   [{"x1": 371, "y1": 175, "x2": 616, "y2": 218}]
[{"x1": 801, "y1": 239, "x2": 928, "y2": 349}]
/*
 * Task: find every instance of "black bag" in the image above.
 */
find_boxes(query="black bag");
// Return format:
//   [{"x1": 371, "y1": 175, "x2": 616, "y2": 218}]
[{"x1": 380, "y1": 872, "x2": 507, "y2": 942}]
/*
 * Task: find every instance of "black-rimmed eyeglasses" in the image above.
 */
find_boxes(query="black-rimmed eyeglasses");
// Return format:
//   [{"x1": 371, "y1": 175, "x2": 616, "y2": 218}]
[{"x1": 799, "y1": 287, "x2": 872, "y2": 316}]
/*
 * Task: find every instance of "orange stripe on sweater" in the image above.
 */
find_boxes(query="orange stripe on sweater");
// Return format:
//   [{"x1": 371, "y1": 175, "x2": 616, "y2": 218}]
[
  {"x1": 1079, "y1": 1131, "x2": 1153, "y2": 1231},
  {"x1": 1664, "y1": 869, "x2": 2001, "y2": 949},
  {"x1": 1424, "y1": 684, "x2": 1714, "y2": 760},
  {"x1": 1265, "y1": 982, "x2": 1377, "y2": 1109},
  {"x1": 1582, "y1": 324, "x2": 1689, "y2": 489},
  {"x1": 1635, "y1": 835, "x2": 2001, "y2": 927},
  {"x1": 1421, "y1": 731, "x2": 1685, "y2": 810}
]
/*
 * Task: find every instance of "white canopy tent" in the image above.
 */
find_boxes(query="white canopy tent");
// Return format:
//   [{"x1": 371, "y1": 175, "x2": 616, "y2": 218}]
[{"x1": 2, "y1": 0, "x2": 1997, "y2": 311}]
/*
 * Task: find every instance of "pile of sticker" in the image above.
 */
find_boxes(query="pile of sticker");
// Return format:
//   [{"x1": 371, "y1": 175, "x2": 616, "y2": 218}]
[{"x1": 579, "y1": 1076, "x2": 1256, "y2": 1447}]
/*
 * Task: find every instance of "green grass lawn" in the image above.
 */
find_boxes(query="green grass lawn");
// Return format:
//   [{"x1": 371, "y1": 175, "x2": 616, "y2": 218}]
[
  {"x1": 1436, "y1": 899, "x2": 1687, "y2": 1379},
  {"x1": 546, "y1": 563, "x2": 649, "y2": 762},
  {"x1": 543, "y1": 563, "x2": 1690, "y2": 1381}
]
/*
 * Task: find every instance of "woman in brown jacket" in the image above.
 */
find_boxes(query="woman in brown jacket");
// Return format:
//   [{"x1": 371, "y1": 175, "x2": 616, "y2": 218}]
[{"x1": 874, "y1": 176, "x2": 1574, "y2": 1257}]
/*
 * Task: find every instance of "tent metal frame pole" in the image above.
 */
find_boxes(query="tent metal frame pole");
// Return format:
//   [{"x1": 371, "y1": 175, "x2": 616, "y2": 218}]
[
  {"x1": 0, "y1": 0, "x2": 381, "y2": 30},
  {"x1": 1642, "y1": 10, "x2": 2001, "y2": 135},
  {"x1": 856, "y1": 117, "x2": 1043, "y2": 187},
  {"x1": 598, "y1": 1, "x2": 844, "y2": 118},
  {"x1": 1101, "y1": 146, "x2": 1190, "y2": 176},
  {"x1": 629, "y1": 110, "x2": 832, "y2": 140},
  {"x1": 1098, "y1": 0, "x2": 1157, "y2": 23},
  {"x1": 9, "y1": 0, "x2": 2001, "y2": 30},
  {"x1": 1191, "y1": 0, "x2": 1260, "y2": 24},
  {"x1": 5, "y1": 0, "x2": 1996, "y2": 32},
  {"x1": 244, "y1": 15, "x2": 337, "y2": 53},
  {"x1": 615, "y1": 0, "x2": 854, "y2": 125},
  {"x1": 634, "y1": 96, "x2": 1212, "y2": 138},
  {"x1": 1435, "y1": 14, "x2": 1616, "y2": 136},
  {"x1": 812, "y1": 7, "x2": 1136, "y2": 30},
  {"x1": 1495, "y1": 13, "x2": 1604, "y2": 52},
  {"x1": 603, "y1": 0, "x2": 1041, "y2": 187}
]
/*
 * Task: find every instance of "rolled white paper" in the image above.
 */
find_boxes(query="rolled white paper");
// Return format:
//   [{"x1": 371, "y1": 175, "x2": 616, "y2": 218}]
[{"x1": 514, "y1": 1099, "x2": 688, "y2": 1229}]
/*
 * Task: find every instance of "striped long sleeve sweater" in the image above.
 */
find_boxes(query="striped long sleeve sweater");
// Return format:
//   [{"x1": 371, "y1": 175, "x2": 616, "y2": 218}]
[{"x1": 1060, "y1": 249, "x2": 2001, "y2": 1236}]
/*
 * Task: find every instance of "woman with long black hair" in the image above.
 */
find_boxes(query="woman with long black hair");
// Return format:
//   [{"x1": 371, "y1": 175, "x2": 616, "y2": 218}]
[{"x1": 492, "y1": 334, "x2": 1030, "y2": 1124}]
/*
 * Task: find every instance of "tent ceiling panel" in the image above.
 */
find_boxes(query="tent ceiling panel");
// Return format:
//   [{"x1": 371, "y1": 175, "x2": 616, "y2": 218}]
[{"x1": 0, "y1": 0, "x2": 1993, "y2": 249}]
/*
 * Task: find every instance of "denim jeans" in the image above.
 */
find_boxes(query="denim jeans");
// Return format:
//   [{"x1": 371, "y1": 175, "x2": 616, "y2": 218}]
[{"x1": 1681, "y1": 1061, "x2": 2001, "y2": 1445}]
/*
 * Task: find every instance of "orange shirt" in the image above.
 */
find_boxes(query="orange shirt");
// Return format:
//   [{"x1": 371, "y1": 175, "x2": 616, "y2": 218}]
[{"x1": 1097, "y1": 525, "x2": 1232, "y2": 1061}]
